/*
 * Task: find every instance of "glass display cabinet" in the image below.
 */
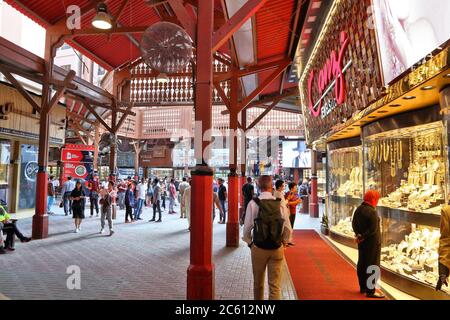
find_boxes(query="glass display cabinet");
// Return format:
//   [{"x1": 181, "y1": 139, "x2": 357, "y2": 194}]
[
  {"x1": 362, "y1": 106, "x2": 450, "y2": 300},
  {"x1": 327, "y1": 138, "x2": 363, "y2": 247}
]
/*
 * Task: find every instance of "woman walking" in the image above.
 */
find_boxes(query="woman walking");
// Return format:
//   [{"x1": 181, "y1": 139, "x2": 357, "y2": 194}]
[
  {"x1": 124, "y1": 181, "x2": 135, "y2": 223},
  {"x1": 70, "y1": 180, "x2": 86, "y2": 233}
]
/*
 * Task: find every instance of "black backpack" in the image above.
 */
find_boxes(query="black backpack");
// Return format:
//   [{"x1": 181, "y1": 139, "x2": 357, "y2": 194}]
[{"x1": 252, "y1": 198, "x2": 284, "y2": 250}]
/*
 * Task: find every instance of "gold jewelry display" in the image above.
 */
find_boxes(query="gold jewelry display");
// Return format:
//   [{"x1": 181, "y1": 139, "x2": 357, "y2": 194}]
[
  {"x1": 378, "y1": 141, "x2": 383, "y2": 164},
  {"x1": 397, "y1": 140, "x2": 402, "y2": 169},
  {"x1": 384, "y1": 139, "x2": 390, "y2": 162},
  {"x1": 391, "y1": 139, "x2": 396, "y2": 177}
]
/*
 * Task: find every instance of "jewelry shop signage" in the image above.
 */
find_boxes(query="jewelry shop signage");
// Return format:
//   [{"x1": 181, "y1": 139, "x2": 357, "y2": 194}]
[{"x1": 307, "y1": 31, "x2": 351, "y2": 119}]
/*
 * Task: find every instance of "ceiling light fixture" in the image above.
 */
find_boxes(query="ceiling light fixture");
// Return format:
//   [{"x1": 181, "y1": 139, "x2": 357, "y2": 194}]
[
  {"x1": 403, "y1": 95, "x2": 416, "y2": 100},
  {"x1": 156, "y1": 73, "x2": 169, "y2": 84},
  {"x1": 92, "y1": 3, "x2": 113, "y2": 30},
  {"x1": 389, "y1": 104, "x2": 401, "y2": 107},
  {"x1": 421, "y1": 85, "x2": 435, "y2": 90}
]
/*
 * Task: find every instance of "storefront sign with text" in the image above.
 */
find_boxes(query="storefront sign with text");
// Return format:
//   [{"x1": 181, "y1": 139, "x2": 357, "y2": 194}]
[{"x1": 307, "y1": 31, "x2": 351, "y2": 118}]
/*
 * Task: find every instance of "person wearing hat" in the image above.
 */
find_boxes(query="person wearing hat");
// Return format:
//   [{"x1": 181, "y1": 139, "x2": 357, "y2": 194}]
[{"x1": 291, "y1": 141, "x2": 310, "y2": 168}]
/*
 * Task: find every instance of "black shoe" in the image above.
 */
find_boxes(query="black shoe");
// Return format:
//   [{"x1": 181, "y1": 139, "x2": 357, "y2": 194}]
[
  {"x1": 149, "y1": 218, "x2": 155, "y2": 222},
  {"x1": 360, "y1": 289, "x2": 367, "y2": 294},
  {"x1": 366, "y1": 291, "x2": 385, "y2": 299},
  {"x1": 6, "y1": 247, "x2": 15, "y2": 251},
  {"x1": 156, "y1": 219, "x2": 162, "y2": 223},
  {"x1": 0, "y1": 247, "x2": 6, "y2": 254},
  {"x1": 138, "y1": 218, "x2": 143, "y2": 220},
  {"x1": 20, "y1": 237, "x2": 31, "y2": 243}
]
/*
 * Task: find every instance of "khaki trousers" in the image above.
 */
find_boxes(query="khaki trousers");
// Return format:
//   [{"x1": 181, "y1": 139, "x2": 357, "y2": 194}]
[{"x1": 251, "y1": 245, "x2": 284, "y2": 300}]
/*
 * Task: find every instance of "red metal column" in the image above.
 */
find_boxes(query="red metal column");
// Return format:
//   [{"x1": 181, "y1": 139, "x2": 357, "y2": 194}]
[
  {"x1": 226, "y1": 73, "x2": 239, "y2": 247},
  {"x1": 309, "y1": 150, "x2": 319, "y2": 218},
  {"x1": 187, "y1": 0, "x2": 215, "y2": 300}
]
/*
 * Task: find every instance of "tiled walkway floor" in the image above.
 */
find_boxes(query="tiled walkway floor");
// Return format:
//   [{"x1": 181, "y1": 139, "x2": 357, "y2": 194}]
[{"x1": 0, "y1": 203, "x2": 296, "y2": 300}]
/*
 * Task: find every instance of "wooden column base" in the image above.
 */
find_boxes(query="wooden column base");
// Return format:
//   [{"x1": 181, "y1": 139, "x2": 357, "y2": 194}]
[{"x1": 32, "y1": 171, "x2": 49, "y2": 239}]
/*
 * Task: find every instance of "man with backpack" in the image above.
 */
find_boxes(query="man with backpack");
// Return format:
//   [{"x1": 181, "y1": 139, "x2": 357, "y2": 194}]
[{"x1": 243, "y1": 175, "x2": 292, "y2": 300}]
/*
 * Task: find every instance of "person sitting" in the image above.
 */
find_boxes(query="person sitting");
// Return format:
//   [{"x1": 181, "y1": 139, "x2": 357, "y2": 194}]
[{"x1": 0, "y1": 202, "x2": 31, "y2": 253}]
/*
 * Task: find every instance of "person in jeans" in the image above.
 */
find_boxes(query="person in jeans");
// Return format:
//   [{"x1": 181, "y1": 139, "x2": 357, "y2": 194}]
[
  {"x1": 168, "y1": 179, "x2": 177, "y2": 214},
  {"x1": 243, "y1": 175, "x2": 291, "y2": 300},
  {"x1": 61, "y1": 176, "x2": 75, "y2": 216},
  {"x1": 217, "y1": 178, "x2": 227, "y2": 224},
  {"x1": 117, "y1": 179, "x2": 127, "y2": 210},
  {"x1": 124, "y1": 182, "x2": 135, "y2": 223},
  {"x1": 352, "y1": 190, "x2": 385, "y2": 298},
  {"x1": 134, "y1": 178, "x2": 147, "y2": 220},
  {"x1": 99, "y1": 181, "x2": 114, "y2": 236},
  {"x1": 149, "y1": 178, "x2": 162, "y2": 222},
  {"x1": 47, "y1": 176, "x2": 55, "y2": 215},
  {"x1": 285, "y1": 182, "x2": 302, "y2": 232},
  {"x1": 0, "y1": 202, "x2": 31, "y2": 253},
  {"x1": 88, "y1": 174, "x2": 100, "y2": 217}
]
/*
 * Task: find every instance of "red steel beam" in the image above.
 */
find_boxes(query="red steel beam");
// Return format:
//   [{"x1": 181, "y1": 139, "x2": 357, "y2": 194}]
[
  {"x1": 167, "y1": 0, "x2": 197, "y2": 42},
  {"x1": 237, "y1": 59, "x2": 291, "y2": 113},
  {"x1": 211, "y1": 0, "x2": 269, "y2": 52}
]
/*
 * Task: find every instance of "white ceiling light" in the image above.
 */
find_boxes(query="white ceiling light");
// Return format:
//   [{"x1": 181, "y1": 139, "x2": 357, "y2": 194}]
[{"x1": 92, "y1": 3, "x2": 113, "y2": 30}]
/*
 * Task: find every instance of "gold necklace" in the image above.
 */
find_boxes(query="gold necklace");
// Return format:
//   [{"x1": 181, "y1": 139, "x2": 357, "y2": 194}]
[
  {"x1": 378, "y1": 141, "x2": 383, "y2": 164},
  {"x1": 397, "y1": 140, "x2": 402, "y2": 169},
  {"x1": 384, "y1": 139, "x2": 390, "y2": 162},
  {"x1": 391, "y1": 140, "x2": 396, "y2": 177}
]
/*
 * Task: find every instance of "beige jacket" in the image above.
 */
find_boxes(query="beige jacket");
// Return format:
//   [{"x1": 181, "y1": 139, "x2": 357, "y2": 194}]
[{"x1": 440, "y1": 206, "x2": 450, "y2": 270}]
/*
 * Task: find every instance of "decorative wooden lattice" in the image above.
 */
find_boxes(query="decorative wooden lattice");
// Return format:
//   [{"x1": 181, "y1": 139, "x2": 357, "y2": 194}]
[
  {"x1": 130, "y1": 52, "x2": 230, "y2": 104},
  {"x1": 299, "y1": 0, "x2": 383, "y2": 143}
]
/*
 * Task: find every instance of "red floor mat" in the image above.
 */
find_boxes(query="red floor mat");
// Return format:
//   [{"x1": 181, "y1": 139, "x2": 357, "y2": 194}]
[{"x1": 284, "y1": 230, "x2": 385, "y2": 300}]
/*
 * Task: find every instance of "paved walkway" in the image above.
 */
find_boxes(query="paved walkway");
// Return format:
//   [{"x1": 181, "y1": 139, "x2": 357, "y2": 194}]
[{"x1": 0, "y1": 202, "x2": 296, "y2": 300}]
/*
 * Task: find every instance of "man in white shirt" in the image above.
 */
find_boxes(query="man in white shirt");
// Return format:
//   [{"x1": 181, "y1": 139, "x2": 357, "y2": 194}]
[
  {"x1": 243, "y1": 175, "x2": 291, "y2": 300},
  {"x1": 61, "y1": 176, "x2": 76, "y2": 216},
  {"x1": 134, "y1": 178, "x2": 147, "y2": 220}
]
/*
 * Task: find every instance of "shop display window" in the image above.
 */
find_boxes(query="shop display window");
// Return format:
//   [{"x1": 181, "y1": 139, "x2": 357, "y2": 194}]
[
  {"x1": 19, "y1": 144, "x2": 38, "y2": 210},
  {"x1": 363, "y1": 118, "x2": 449, "y2": 298},
  {"x1": 0, "y1": 141, "x2": 10, "y2": 185},
  {"x1": 327, "y1": 145, "x2": 363, "y2": 241},
  {"x1": 364, "y1": 122, "x2": 447, "y2": 215}
]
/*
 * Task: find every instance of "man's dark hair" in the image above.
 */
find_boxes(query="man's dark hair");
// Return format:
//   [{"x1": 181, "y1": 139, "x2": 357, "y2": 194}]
[
  {"x1": 50, "y1": 175, "x2": 54, "y2": 180},
  {"x1": 246, "y1": 177, "x2": 252, "y2": 183},
  {"x1": 288, "y1": 182, "x2": 296, "y2": 190},
  {"x1": 67, "y1": 176, "x2": 72, "y2": 180},
  {"x1": 258, "y1": 175, "x2": 272, "y2": 191},
  {"x1": 275, "y1": 180, "x2": 284, "y2": 190},
  {"x1": 182, "y1": 177, "x2": 187, "y2": 182},
  {"x1": 154, "y1": 178, "x2": 160, "y2": 184}
]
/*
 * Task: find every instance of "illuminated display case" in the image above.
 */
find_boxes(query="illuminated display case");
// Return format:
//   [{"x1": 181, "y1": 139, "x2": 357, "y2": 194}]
[
  {"x1": 362, "y1": 106, "x2": 450, "y2": 299},
  {"x1": 327, "y1": 138, "x2": 363, "y2": 247}
]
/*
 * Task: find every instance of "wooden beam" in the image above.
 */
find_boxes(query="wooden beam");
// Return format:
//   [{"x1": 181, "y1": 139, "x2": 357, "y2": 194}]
[
  {"x1": 82, "y1": 100, "x2": 113, "y2": 132},
  {"x1": 212, "y1": 0, "x2": 269, "y2": 52},
  {"x1": 48, "y1": 70, "x2": 76, "y2": 113},
  {"x1": 237, "y1": 60, "x2": 291, "y2": 113},
  {"x1": 0, "y1": 65, "x2": 41, "y2": 113},
  {"x1": 114, "y1": 103, "x2": 134, "y2": 132},
  {"x1": 167, "y1": 0, "x2": 197, "y2": 42},
  {"x1": 66, "y1": 110, "x2": 97, "y2": 126}
]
